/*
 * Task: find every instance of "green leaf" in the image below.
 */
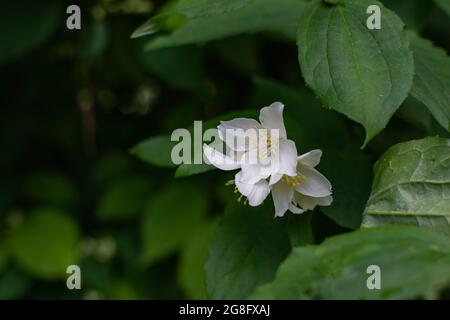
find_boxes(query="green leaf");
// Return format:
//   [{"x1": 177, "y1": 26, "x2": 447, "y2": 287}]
[
  {"x1": 397, "y1": 97, "x2": 449, "y2": 136},
  {"x1": 138, "y1": 0, "x2": 306, "y2": 50},
  {"x1": 10, "y1": 209, "x2": 80, "y2": 279},
  {"x1": 130, "y1": 135, "x2": 178, "y2": 168},
  {"x1": 23, "y1": 172, "x2": 77, "y2": 207},
  {"x1": 140, "y1": 181, "x2": 207, "y2": 266},
  {"x1": 175, "y1": 0, "x2": 254, "y2": 16},
  {"x1": 132, "y1": 110, "x2": 257, "y2": 175},
  {"x1": 97, "y1": 176, "x2": 151, "y2": 221},
  {"x1": 0, "y1": 1, "x2": 61, "y2": 64},
  {"x1": 205, "y1": 202, "x2": 291, "y2": 299},
  {"x1": 286, "y1": 212, "x2": 315, "y2": 247},
  {"x1": 178, "y1": 219, "x2": 217, "y2": 299},
  {"x1": 131, "y1": 16, "x2": 160, "y2": 39},
  {"x1": 434, "y1": 0, "x2": 450, "y2": 16},
  {"x1": 252, "y1": 77, "x2": 372, "y2": 229},
  {"x1": 361, "y1": 137, "x2": 450, "y2": 237},
  {"x1": 409, "y1": 32, "x2": 450, "y2": 132},
  {"x1": 250, "y1": 225, "x2": 450, "y2": 299},
  {"x1": 297, "y1": 0, "x2": 414, "y2": 146},
  {"x1": 175, "y1": 163, "x2": 215, "y2": 178}
]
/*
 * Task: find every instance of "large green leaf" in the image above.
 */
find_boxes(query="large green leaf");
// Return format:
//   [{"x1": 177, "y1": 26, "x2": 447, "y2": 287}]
[
  {"x1": 10, "y1": 209, "x2": 80, "y2": 279},
  {"x1": 0, "y1": 1, "x2": 61, "y2": 64},
  {"x1": 252, "y1": 77, "x2": 372, "y2": 229},
  {"x1": 134, "y1": 0, "x2": 306, "y2": 50},
  {"x1": 297, "y1": 0, "x2": 414, "y2": 146},
  {"x1": 140, "y1": 181, "x2": 207, "y2": 266},
  {"x1": 409, "y1": 32, "x2": 450, "y2": 132},
  {"x1": 178, "y1": 219, "x2": 217, "y2": 299},
  {"x1": 361, "y1": 137, "x2": 450, "y2": 237},
  {"x1": 205, "y1": 202, "x2": 291, "y2": 299},
  {"x1": 251, "y1": 225, "x2": 450, "y2": 299}
]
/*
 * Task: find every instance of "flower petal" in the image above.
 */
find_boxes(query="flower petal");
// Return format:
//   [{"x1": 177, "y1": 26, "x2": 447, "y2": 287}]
[
  {"x1": 271, "y1": 181, "x2": 294, "y2": 217},
  {"x1": 259, "y1": 102, "x2": 287, "y2": 139},
  {"x1": 272, "y1": 139, "x2": 297, "y2": 177},
  {"x1": 288, "y1": 203, "x2": 305, "y2": 214},
  {"x1": 294, "y1": 193, "x2": 333, "y2": 210},
  {"x1": 295, "y1": 164, "x2": 332, "y2": 197},
  {"x1": 297, "y1": 149, "x2": 322, "y2": 168},
  {"x1": 203, "y1": 144, "x2": 241, "y2": 171},
  {"x1": 239, "y1": 162, "x2": 270, "y2": 184},
  {"x1": 235, "y1": 172, "x2": 270, "y2": 206},
  {"x1": 218, "y1": 118, "x2": 262, "y2": 151},
  {"x1": 269, "y1": 173, "x2": 283, "y2": 185},
  {"x1": 239, "y1": 151, "x2": 271, "y2": 183}
]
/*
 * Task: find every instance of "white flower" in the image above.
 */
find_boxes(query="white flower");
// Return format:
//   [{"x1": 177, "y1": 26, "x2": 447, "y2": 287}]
[
  {"x1": 203, "y1": 102, "x2": 298, "y2": 184},
  {"x1": 270, "y1": 149, "x2": 333, "y2": 217},
  {"x1": 226, "y1": 150, "x2": 332, "y2": 216},
  {"x1": 203, "y1": 102, "x2": 333, "y2": 217}
]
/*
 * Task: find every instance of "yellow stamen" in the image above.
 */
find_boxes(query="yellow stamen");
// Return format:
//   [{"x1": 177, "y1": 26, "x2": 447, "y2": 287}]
[
  {"x1": 225, "y1": 180, "x2": 235, "y2": 186},
  {"x1": 282, "y1": 174, "x2": 305, "y2": 187}
]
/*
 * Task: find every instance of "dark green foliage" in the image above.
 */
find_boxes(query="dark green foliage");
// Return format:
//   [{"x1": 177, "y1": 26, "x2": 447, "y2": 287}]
[{"x1": 0, "y1": 0, "x2": 449, "y2": 300}]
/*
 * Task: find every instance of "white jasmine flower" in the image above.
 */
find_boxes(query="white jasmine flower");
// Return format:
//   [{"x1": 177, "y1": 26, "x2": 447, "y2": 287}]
[
  {"x1": 271, "y1": 150, "x2": 333, "y2": 217},
  {"x1": 203, "y1": 102, "x2": 333, "y2": 217},
  {"x1": 203, "y1": 102, "x2": 298, "y2": 184},
  {"x1": 221, "y1": 149, "x2": 333, "y2": 215}
]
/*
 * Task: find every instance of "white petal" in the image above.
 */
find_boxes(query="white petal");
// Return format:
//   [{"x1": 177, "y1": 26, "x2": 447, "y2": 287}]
[
  {"x1": 295, "y1": 164, "x2": 332, "y2": 197},
  {"x1": 259, "y1": 102, "x2": 287, "y2": 139},
  {"x1": 294, "y1": 193, "x2": 333, "y2": 210},
  {"x1": 239, "y1": 150, "x2": 271, "y2": 183},
  {"x1": 288, "y1": 203, "x2": 305, "y2": 214},
  {"x1": 297, "y1": 149, "x2": 322, "y2": 168},
  {"x1": 271, "y1": 181, "x2": 294, "y2": 217},
  {"x1": 235, "y1": 172, "x2": 270, "y2": 206},
  {"x1": 269, "y1": 173, "x2": 283, "y2": 185},
  {"x1": 218, "y1": 118, "x2": 262, "y2": 151},
  {"x1": 203, "y1": 144, "x2": 240, "y2": 171},
  {"x1": 239, "y1": 162, "x2": 270, "y2": 184},
  {"x1": 272, "y1": 139, "x2": 297, "y2": 177}
]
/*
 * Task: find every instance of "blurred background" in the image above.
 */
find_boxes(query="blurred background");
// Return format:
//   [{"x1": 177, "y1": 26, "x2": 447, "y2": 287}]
[{"x1": 0, "y1": 0, "x2": 448, "y2": 299}]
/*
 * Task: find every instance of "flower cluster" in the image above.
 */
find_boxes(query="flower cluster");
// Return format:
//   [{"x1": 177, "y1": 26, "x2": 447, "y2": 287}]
[{"x1": 203, "y1": 102, "x2": 333, "y2": 217}]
